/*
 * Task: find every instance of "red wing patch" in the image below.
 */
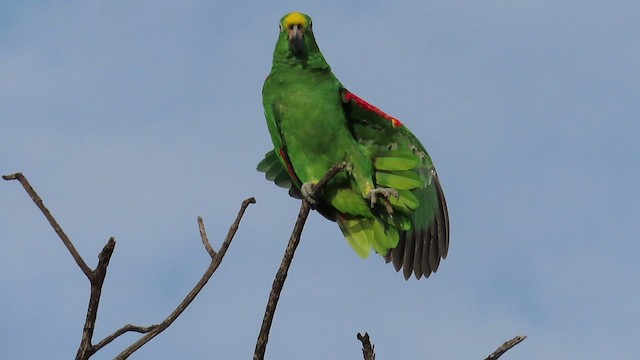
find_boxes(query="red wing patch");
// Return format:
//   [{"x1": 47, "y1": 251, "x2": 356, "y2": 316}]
[
  {"x1": 343, "y1": 90, "x2": 404, "y2": 127},
  {"x1": 279, "y1": 148, "x2": 302, "y2": 186}
]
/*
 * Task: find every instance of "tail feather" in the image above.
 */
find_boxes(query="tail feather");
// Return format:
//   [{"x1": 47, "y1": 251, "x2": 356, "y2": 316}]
[
  {"x1": 373, "y1": 152, "x2": 419, "y2": 171},
  {"x1": 337, "y1": 217, "x2": 373, "y2": 258},
  {"x1": 337, "y1": 216, "x2": 399, "y2": 258}
]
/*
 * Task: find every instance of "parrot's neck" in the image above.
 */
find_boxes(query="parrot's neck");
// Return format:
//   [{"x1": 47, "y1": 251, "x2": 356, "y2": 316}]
[{"x1": 271, "y1": 51, "x2": 331, "y2": 72}]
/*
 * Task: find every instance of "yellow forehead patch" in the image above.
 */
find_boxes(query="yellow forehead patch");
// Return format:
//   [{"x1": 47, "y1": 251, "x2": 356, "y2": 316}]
[{"x1": 282, "y1": 12, "x2": 309, "y2": 28}]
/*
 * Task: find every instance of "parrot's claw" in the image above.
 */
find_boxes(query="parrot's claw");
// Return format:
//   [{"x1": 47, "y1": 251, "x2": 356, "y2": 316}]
[
  {"x1": 367, "y1": 187, "x2": 399, "y2": 215},
  {"x1": 301, "y1": 182, "x2": 318, "y2": 206}
]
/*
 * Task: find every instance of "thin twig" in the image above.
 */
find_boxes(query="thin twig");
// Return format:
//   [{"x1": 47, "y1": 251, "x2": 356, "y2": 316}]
[
  {"x1": 3, "y1": 173, "x2": 92, "y2": 277},
  {"x1": 114, "y1": 197, "x2": 256, "y2": 359},
  {"x1": 198, "y1": 216, "x2": 217, "y2": 258},
  {"x1": 485, "y1": 335, "x2": 527, "y2": 360},
  {"x1": 357, "y1": 332, "x2": 376, "y2": 360},
  {"x1": 253, "y1": 162, "x2": 346, "y2": 360},
  {"x1": 93, "y1": 324, "x2": 157, "y2": 352}
]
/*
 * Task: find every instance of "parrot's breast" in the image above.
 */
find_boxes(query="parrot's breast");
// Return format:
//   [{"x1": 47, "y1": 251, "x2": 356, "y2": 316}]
[{"x1": 270, "y1": 75, "x2": 358, "y2": 183}]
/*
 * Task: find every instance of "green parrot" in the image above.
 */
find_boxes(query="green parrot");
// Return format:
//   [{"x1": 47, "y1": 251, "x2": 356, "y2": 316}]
[{"x1": 257, "y1": 12, "x2": 449, "y2": 279}]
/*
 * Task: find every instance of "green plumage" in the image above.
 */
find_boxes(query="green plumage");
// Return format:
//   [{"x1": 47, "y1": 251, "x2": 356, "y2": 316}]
[{"x1": 258, "y1": 12, "x2": 450, "y2": 279}]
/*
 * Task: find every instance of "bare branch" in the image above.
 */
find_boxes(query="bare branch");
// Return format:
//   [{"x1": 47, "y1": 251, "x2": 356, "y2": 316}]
[
  {"x1": 76, "y1": 238, "x2": 117, "y2": 359},
  {"x1": 5, "y1": 172, "x2": 255, "y2": 359},
  {"x1": 93, "y1": 324, "x2": 157, "y2": 353},
  {"x1": 5, "y1": 171, "x2": 526, "y2": 359},
  {"x1": 253, "y1": 162, "x2": 346, "y2": 360},
  {"x1": 357, "y1": 332, "x2": 376, "y2": 360},
  {"x1": 114, "y1": 197, "x2": 256, "y2": 359},
  {"x1": 3, "y1": 172, "x2": 115, "y2": 360},
  {"x1": 354, "y1": 332, "x2": 525, "y2": 360},
  {"x1": 3, "y1": 173, "x2": 92, "y2": 277},
  {"x1": 485, "y1": 335, "x2": 527, "y2": 360},
  {"x1": 198, "y1": 216, "x2": 217, "y2": 258}
]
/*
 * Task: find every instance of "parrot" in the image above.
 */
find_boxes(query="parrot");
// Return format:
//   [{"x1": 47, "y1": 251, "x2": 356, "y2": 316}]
[{"x1": 257, "y1": 12, "x2": 449, "y2": 280}]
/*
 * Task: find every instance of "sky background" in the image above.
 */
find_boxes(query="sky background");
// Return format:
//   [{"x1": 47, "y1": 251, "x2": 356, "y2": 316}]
[{"x1": 1, "y1": 1, "x2": 639, "y2": 359}]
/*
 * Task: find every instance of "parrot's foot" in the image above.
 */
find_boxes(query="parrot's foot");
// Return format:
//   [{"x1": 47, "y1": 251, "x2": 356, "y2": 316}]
[
  {"x1": 367, "y1": 187, "x2": 399, "y2": 215},
  {"x1": 301, "y1": 182, "x2": 319, "y2": 206}
]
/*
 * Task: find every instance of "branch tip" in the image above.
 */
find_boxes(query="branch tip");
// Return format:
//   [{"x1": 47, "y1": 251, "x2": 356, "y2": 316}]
[
  {"x1": 485, "y1": 335, "x2": 527, "y2": 360},
  {"x1": 357, "y1": 332, "x2": 375, "y2": 360},
  {"x1": 2, "y1": 172, "x2": 21, "y2": 181},
  {"x1": 115, "y1": 197, "x2": 253, "y2": 359},
  {"x1": 198, "y1": 216, "x2": 216, "y2": 258}
]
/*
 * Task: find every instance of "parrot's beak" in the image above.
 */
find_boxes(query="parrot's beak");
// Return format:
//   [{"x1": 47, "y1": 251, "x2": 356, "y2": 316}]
[{"x1": 288, "y1": 24, "x2": 304, "y2": 54}]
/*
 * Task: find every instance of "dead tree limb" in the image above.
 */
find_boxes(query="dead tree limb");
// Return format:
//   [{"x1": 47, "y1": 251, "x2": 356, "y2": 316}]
[
  {"x1": 114, "y1": 198, "x2": 255, "y2": 359},
  {"x1": 357, "y1": 333, "x2": 376, "y2": 360},
  {"x1": 485, "y1": 335, "x2": 527, "y2": 360},
  {"x1": 2, "y1": 173, "x2": 92, "y2": 277},
  {"x1": 355, "y1": 332, "x2": 526, "y2": 360},
  {"x1": 3, "y1": 172, "x2": 255, "y2": 359},
  {"x1": 253, "y1": 162, "x2": 346, "y2": 360},
  {"x1": 76, "y1": 237, "x2": 116, "y2": 358}
]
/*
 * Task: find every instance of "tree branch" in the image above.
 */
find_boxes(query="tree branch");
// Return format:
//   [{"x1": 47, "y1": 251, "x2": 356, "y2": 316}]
[
  {"x1": 2, "y1": 173, "x2": 92, "y2": 277},
  {"x1": 2, "y1": 172, "x2": 114, "y2": 359},
  {"x1": 4, "y1": 172, "x2": 255, "y2": 359},
  {"x1": 114, "y1": 197, "x2": 256, "y2": 359},
  {"x1": 355, "y1": 332, "x2": 526, "y2": 360},
  {"x1": 198, "y1": 216, "x2": 217, "y2": 258},
  {"x1": 5, "y1": 171, "x2": 528, "y2": 359},
  {"x1": 485, "y1": 335, "x2": 527, "y2": 360},
  {"x1": 253, "y1": 162, "x2": 346, "y2": 360},
  {"x1": 93, "y1": 324, "x2": 157, "y2": 352},
  {"x1": 357, "y1": 332, "x2": 376, "y2": 360},
  {"x1": 76, "y1": 238, "x2": 116, "y2": 359}
]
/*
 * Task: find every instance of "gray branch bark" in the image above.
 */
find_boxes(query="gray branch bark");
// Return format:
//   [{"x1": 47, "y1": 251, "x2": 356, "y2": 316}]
[
  {"x1": 357, "y1": 333, "x2": 376, "y2": 360},
  {"x1": 253, "y1": 162, "x2": 346, "y2": 360},
  {"x1": 3, "y1": 172, "x2": 254, "y2": 359},
  {"x1": 485, "y1": 335, "x2": 527, "y2": 360},
  {"x1": 356, "y1": 332, "x2": 527, "y2": 360}
]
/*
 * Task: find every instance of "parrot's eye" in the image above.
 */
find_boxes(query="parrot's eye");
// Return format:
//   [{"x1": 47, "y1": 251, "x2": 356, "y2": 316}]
[
  {"x1": 279, "y1": 24, "x2": 283, "y2": 31},
  {"x1": 309, "y1": 21, "x2": 312, "y2": 30}
]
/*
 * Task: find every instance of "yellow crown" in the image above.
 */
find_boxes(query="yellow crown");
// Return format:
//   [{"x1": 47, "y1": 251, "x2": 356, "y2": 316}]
[{"x1": 282, "y1": 12, "x2": 309, "y2": 28}]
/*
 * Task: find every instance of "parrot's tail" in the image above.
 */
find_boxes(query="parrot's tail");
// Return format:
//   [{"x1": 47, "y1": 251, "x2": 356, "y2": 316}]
[{"x1": 336, "y1": 215, "x2": 399, "y2": 258}]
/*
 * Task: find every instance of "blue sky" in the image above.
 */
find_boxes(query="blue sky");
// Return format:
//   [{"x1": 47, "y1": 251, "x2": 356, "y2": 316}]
[{"x1": 1, "y1": 1, "x2": 639, "y2": 359}]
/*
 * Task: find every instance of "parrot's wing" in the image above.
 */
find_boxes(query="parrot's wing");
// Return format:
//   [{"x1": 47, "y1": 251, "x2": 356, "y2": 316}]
[
  {"x1": 257, "y1": 149, "x2": 302, "y2": 199},
  {"x1": 261, "y1": 101, "x2": 303, "y2": 190},
  {"x1": 258, "y1": 102, "x2": 337, "y2": 220},
  {"x1": 340, "y1": 88, "x2": 450, "y2": 279}
]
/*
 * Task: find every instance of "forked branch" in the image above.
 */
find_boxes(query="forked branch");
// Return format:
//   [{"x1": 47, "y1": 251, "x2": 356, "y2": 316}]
[
  {"x1": 3, "y1": 172, "x2": 255, "y2": 359},
  {"x1": 114, "y1": 197, "x2": 255, "y2": 359}
]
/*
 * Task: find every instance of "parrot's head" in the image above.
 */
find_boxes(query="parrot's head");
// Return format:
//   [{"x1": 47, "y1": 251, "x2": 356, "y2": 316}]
[
  {"x1": 279, "y1": 12, "x2": 312, "y2": 55},
  {"x1": 273, "y1": 12, "x2": 326, "y2": 68}
]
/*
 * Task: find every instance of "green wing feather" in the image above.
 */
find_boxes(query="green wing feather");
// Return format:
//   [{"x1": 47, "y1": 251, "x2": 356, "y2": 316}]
[
  {"x1": 258, "y1": 80, "x2": 304, "y2": 199},
  {"x1": 341, "y1": 88, "x2": 450, "y2": 280},
  {"x1": 258, "y1": 149, "x2": 305, "y2": 200}
]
